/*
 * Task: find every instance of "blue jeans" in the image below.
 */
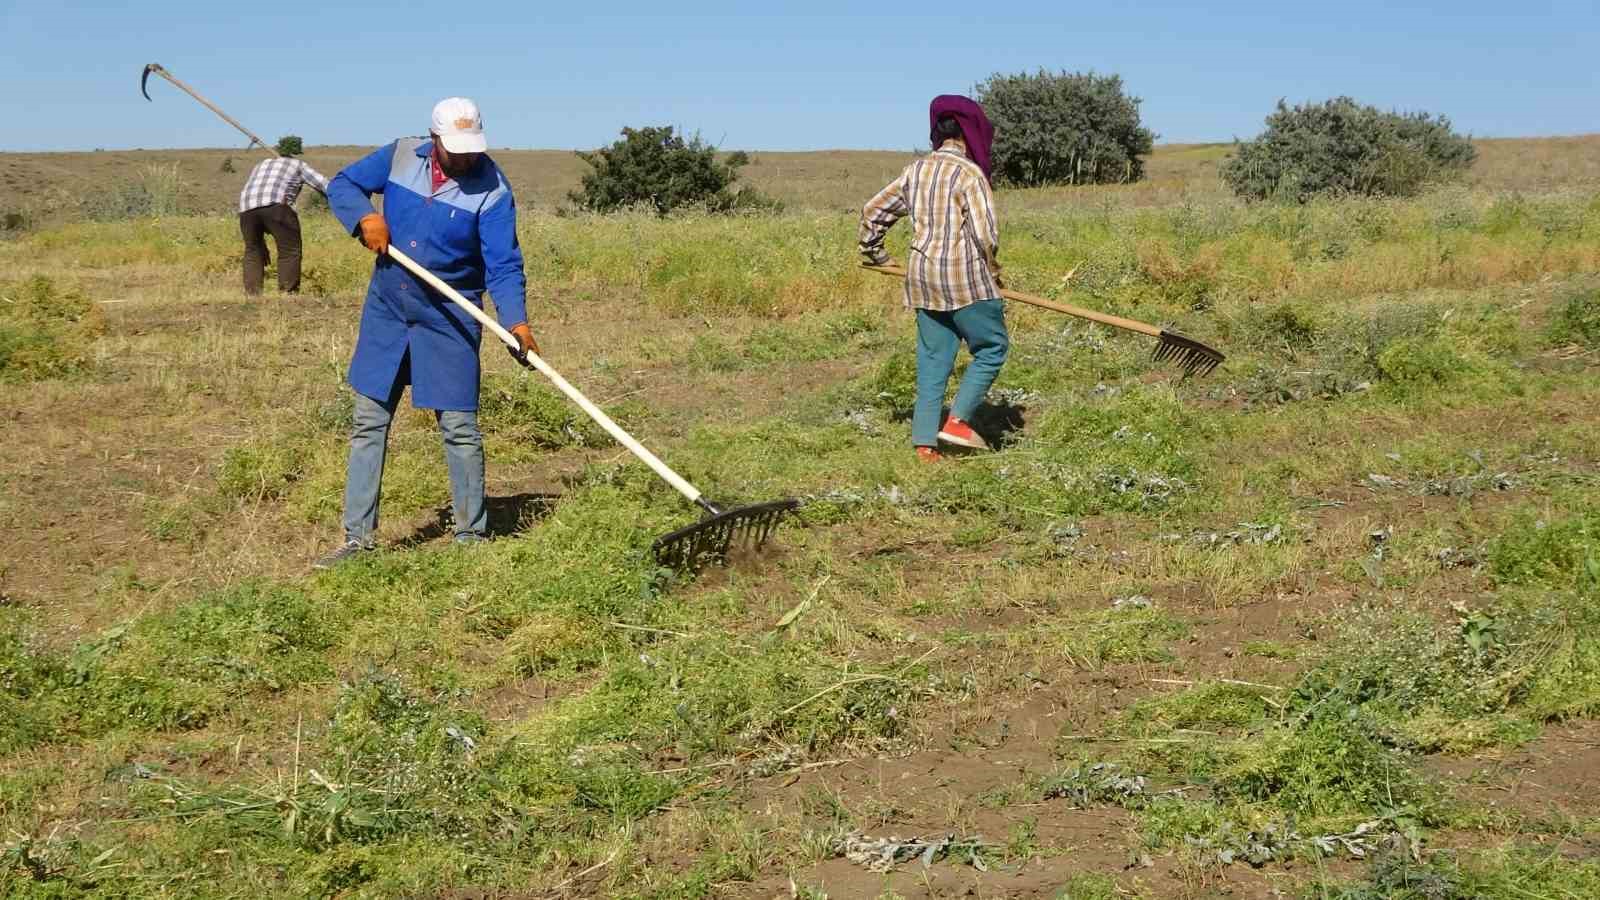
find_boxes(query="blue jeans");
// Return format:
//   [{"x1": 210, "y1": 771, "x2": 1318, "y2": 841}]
[
  {"x1": 913, "y1": 300, "x2": 1010, "y2": 447},
  {"x1": 342, "y1": 386, "x2": 487, "y2": 544}
]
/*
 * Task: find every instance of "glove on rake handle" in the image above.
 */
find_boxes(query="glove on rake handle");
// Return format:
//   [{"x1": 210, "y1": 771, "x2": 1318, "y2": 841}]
[
  {"x1": 862, "y1": 263, "x2": 1224, "y2": 377},
  {"x1": 385, "y1": 246, "x2": 796, "y2": 570}
]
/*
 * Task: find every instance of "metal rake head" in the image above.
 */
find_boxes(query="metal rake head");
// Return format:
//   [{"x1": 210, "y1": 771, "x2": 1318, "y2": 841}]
[
  {"x1": 1153, "y1": 330, "x2": 1226, "y2": 378},
  {"x1": 651, "y1": 498, "x2": 799, "y2": 572}
]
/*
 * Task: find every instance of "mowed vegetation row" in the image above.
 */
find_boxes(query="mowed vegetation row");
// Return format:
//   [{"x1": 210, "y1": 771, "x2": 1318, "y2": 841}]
[{"x1": 2, "y1": 143, "x2": 1600, "y2": 898}]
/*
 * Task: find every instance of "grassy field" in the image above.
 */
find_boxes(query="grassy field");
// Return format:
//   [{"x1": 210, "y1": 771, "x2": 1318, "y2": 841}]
[
  {"x1": 2, "y1": 139, "x2": 1600, "y2": 898},
  {"x1": 5, "y1": 134, "x2": 1597, "y2": 223}
]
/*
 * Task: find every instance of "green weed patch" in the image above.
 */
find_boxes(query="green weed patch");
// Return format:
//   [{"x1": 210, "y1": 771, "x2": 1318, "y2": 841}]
[{"x1": 0, "y1": 275, "x2": 105, "y2": 381}]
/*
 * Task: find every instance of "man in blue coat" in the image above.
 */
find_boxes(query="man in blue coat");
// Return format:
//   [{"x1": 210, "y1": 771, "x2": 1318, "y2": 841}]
[{"x1": 314, "y1": 97, "x2": 538, "y2": 569}]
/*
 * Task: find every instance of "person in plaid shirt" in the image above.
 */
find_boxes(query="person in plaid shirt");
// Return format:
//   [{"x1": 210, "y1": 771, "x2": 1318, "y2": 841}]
[
  {"x1": 237, "y1": 141, "x2": 329, "y2": 295},
  {"x1": 860, "y1": 95, "x2": 1008, "y2": 461}
]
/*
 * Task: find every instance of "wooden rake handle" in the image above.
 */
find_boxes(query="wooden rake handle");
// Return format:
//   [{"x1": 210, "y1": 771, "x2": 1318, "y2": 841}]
[
  {"x1": 385, "y1": 246, "x2": 709, "y2": 508},
  {"x1": 861, "y1": 263, "x2": 1162, "y2": 338}
]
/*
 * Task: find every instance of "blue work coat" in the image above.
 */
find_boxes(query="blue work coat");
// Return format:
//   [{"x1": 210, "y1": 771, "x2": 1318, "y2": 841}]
[{"x1": 328, "y1": 138, "x2": 527, "y2": 411}]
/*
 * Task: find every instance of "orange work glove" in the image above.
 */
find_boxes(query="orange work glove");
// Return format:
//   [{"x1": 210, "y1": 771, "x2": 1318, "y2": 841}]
[
  {"x1": 508, "y1": 323, "x2": 540, "y2": 364},
  {"x1": 357, "y1": 213, "x2": 390, "y2": 254}
]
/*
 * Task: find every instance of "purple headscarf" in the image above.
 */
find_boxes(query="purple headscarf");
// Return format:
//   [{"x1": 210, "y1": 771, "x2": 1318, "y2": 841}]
[{"x1": 929, "y1": 94, "x2": 994, "y2": 182}]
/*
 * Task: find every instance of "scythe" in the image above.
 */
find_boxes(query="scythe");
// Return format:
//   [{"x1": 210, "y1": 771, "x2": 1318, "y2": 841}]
[{"x1": 140, "y1": 63, "x2": 278, "y2": 156}]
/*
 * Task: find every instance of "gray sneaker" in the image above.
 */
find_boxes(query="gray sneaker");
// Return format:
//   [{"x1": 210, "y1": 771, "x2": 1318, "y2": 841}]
[{"x1": 313, "y1": 538, "x2": 373, "y2": 570}]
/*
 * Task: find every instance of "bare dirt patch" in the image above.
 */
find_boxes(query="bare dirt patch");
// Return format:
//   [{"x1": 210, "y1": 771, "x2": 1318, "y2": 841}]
[{"x1": 1429, "y1": 720, "x2": 1600, "y2": 824}]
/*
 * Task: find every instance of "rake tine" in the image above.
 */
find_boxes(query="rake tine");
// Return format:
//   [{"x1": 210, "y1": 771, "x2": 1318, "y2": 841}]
[
  {"x1": 651, "y1": 498, "x2": 800, "y2": 573},
  {"x1": 1152, "y1": 331, "x2": 1225, "y2": 379}
]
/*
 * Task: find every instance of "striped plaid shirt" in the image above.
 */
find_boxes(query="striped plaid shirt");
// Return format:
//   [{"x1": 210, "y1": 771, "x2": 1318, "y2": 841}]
[
  {"x1": 859, "y1": 139, "x2": 1002, "y2": 312},
  {"x1": 238, "y1": 157, "x2": 330, "y2": 213}
]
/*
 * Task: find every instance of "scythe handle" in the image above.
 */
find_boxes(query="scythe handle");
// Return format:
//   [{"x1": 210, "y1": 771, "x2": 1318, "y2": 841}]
[
  {"x1": 383, "y1": 245, "x2": 707, "y2": 506},
  {"x1": 141, "y1": 64, "x2": 277, "y2": 156}
]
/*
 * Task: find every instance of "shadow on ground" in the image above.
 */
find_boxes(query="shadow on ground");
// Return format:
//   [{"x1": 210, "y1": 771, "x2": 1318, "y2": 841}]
[
  {"x1": 885, "y1": 401, "x2": 1029, "y2": 450},
  {"x1": 399, "y1": 491, "x2": 561, "y2": 546},
  {"x1": 969, "y1": 401, "x2": 1028, "y2": 449}
]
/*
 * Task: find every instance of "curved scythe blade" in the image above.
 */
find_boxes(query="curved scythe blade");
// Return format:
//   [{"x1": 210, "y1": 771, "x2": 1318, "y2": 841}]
[{"x1": 141, "y1": 63, "x2": 161, "y2": 101}]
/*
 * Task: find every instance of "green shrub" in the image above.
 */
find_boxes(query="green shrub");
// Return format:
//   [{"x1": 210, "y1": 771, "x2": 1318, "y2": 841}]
[
  {"x1": 1314, "y1": 304, "x2": 1443, "y2": 382},
  {"x1": 569, "y1": 126, "x2": 780, "y2": 216},
  {"x1": 1376, "y1": 337, "x2": 1471, "y2": 387},
  {"x1": 977, "y1": 69, "x2": 1156, "y2": 186},
  {"x1": 1488, "y1": 509, "x2": 1600, "y2": 589},
  {"x1": 863, "y1": 352, "x2": 918, "y2": 418},
  {"x1": 1546, "y1": 285, "x2": 1600, "y2": 349},
  {"x1": 569, "y1": 760, "x2": 680, "y2": 819},
  {"x1": 299, "y1": 188, "x2": 330, "y2": 213},
  {"x1": 1053, "y1": 873, "x2": 1119, "y2": 900},
  {"x1": 1243, "y1": 302, "x2": 1324, "y2": 355},
  {"x1": 1223, "y1": 98, "x2": 1476, "y2": 202},
  {"x1": 274, "y1": 135, "x2": 304, "y2": 157},
  {"x1": 0, "y1": 275, "x2": 106, "y2": 381}
]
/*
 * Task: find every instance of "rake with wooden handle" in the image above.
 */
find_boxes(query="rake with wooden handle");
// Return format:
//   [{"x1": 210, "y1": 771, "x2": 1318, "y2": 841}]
[
  {"x1": 386, "y1": 246, "x2": 797, "y2": 572},
  {"x1": 862, "y1": 263, "x2": 1225, "y2": 377}
]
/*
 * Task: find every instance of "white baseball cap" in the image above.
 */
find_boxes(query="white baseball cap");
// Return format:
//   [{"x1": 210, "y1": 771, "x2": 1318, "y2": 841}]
[{"x1": 431, "y1": 97, "x2": 487, "y2": 153}]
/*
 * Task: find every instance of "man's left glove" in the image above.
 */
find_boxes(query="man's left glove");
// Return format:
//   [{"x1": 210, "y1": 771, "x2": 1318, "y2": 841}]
[
  {"x1": 509, "y1": 323, "x2": 540, "y2": 365},
  {"x1": 357, "y1": 213, "x2": 390, "y2": 254}
]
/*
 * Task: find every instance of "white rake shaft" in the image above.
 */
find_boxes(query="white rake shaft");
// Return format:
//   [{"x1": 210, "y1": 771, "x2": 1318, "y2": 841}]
[{"x1": 385, "y1": 245, "x2": 706, "y2": 506}]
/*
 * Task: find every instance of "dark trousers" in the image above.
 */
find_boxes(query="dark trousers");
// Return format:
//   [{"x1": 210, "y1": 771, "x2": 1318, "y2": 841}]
[{"x1": 239, "y1": 203, "x2": 303, "y2": 295}]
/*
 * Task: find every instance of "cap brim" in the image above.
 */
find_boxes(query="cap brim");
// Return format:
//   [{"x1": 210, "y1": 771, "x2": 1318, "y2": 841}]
[{"x1": 439, "y1": 132, "x2": 486, "y2": 153}]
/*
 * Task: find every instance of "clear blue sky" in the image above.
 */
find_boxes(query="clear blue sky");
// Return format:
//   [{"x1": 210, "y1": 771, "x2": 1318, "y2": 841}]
[{"x1": 3, "y1": 1, "x2": 1595, "y2": 152}]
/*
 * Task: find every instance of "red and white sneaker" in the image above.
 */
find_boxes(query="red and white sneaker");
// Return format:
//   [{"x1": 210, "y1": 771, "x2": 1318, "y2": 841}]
[
  {"x1": 937, "y1": 416, "x2": 987, "y2": 450},
  {"x1": 915, "y1": 446, "x2": 943, "y2": 463}
]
